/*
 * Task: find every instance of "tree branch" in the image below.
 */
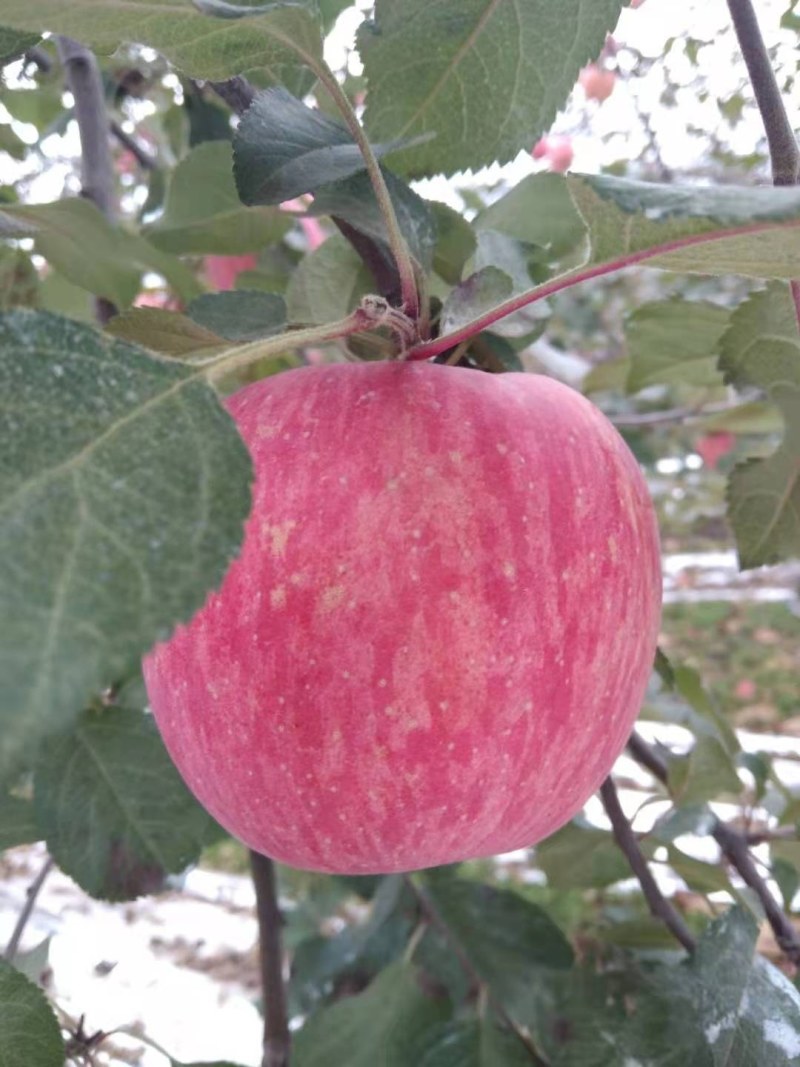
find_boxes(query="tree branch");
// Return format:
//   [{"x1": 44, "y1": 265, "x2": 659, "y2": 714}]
[
  {"x1": 110, "y1": 120, "x2": 157, "y2": 171},
  {"x1": 249, "y1": 851, "x2": 290, "y2": 1067},
  {"x1": 726, "y1": 0, "x2": 799, "y2": 186},
  {"x1": 599, "y1": 777, "x2": 697, "y2": 952},
  {"x1": 3, "y1": 856, "x2": 55, "y2": 964},
  {"x1": 626, "y1": 730, "x2": 800, "y2": 966},
  {"x1": 56, "y1": 36, "x2": 117, "y2": 324}
]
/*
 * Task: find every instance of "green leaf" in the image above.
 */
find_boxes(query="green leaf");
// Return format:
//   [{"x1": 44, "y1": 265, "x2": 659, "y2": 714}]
[
  {"x1": 430, "y1": 202, "x2": 476, "y2": 284},
  {"x1": 570, "y1": 175, "x2": 800, "y2": 278},
  {"x1": 536, "y1": 820, "x2": 636, "y2": 889},
  {"x1": 0, "y1": 0, "x2": 322, "y2": 82},
  {"x1": 310, "y1": 169, "x2": 436, "y2": 274},
  {"x1": 33, "y1": 706, "x2": 219, "y2": 901},
  {"x1": 291, "y1": 875, "x2": 416, "y2": 1014},
  {"x1": 0, "y1": 198, "x2": 200, "y2": 305},
  {"x1": 0, "y1": 248, "x2": 38, "y2": 310},
  {"x1": 0, "y1": 793, "x2": 39, "y2": 851},
  {"x1": 719, "y1": 283, "x2": 800, "y2": 569},
  {"x1": 421, "y1": 875, "x2": 573, "y2": 1014},
  {"x1": 666, "y1": 846, "x2": 732, "y2": 895},
  {"x1": 286, "y1": 234, "x2": 373, "y2": 324},
  {"x1": 187, "y1": 291, "x2": 287, "y2": 341},
  {"x1": 0, "y1": 27, "x2": 39, "y2": 64},
  {"x1": 0, "y1": 310, "x2": 252, "y2": 774},
  {"x1": 474, "y1": 174, "x2": 586, "y2": 262},
  {"x1": 0, "y1": 959, "x2": 65, "y2": 1067},
  {"x1": 105, "y1": 307, "x2": 228, "y2": 357},
  {"x1": 293, "y1": 961, "x2": 448, "y2": 1067},
  {"x1": 625, "y1": 299, "x2": 730, "y2": 393},
  {"x1": 625, "y1": 908, "x2": 800, "y2": 1066},
  {"x1": 234, "y1": 87, "x2": 412, "y2": 205},
  {"x1": 359, "y1": 0, "x2": 622, "y2": 176},
  {"x1": 146, "y1": 140, "x2": 290, "y2": 255},
  {"x1": 440, "y1": 267, "x2": 513, "y2": 336},
  {"x1": 668, "y1": 736, "x2": 742, "y2": 806},
  {"x1": 417, "y1": 1019, "x2": 532, "y2": 1066}
]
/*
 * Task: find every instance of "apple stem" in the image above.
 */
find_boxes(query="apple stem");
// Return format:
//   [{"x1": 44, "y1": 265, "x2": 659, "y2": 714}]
[
  {"x1": 250, "y1": 850, "x2": 290, "y2": 1067},
  {"x1": 599, "y1": 777, "x2": 696, "y2": 953},
  {"x1": 202, "y1": 298, "x2": 394, "y2": 384},
  {"x1": 313, "y1": 60, "x2": 421, "y2": 322}
]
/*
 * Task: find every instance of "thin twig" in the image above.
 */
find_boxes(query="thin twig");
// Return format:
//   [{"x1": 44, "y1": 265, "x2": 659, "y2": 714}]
[
  {"x1": 4, "y1": 856, "x2": 55, "y2": 963},
  {"x1": 207, "y1": 76, "x2": 256, "y2": 116},
  {"x1": 599, "y1": 777, "x2": 697, "y2": 953},
  {"x1": 405, "y1": 875, "x2": 549, "y2": 1066},
  {"x1": 56, "y1": 36, "x2": 117, "y2": 324},
  {"x1": 610, "y1": 398, "x2": 743, "y2": 429},
  {"x1": 726, "y1": 0, "x2": 799, "y2": 186},
  {"x1": 627, "y1": 730, "x2": 800, "y2": 966},
  {"x1": 110, "y1": 120, "x2": 157, "y2": 170},
  {"x1": 250, "y1": 851, "x2": 290, "y2": 1067}
]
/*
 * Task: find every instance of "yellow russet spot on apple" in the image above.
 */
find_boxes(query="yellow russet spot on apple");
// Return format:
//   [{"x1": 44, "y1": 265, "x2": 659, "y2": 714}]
[
  {"x1": 502, "y1": 561, "x2": 516, "y2": 580},
  {"x1": 270, "y1": 585, "x2": 286, "y2": 608},
  {"x1": 262, "y1": 519, "x2": 296, "y2": 556},
  {"x1": 318, "y1": 584, "x2": 346, "y2": 612}
]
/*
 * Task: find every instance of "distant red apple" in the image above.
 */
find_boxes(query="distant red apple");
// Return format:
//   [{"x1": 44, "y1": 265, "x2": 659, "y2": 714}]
[
  {"x1": 143, "y1": 362, "x2": 661, "y2": 874},
  {"x1": 204, "y1": 254, "x2": 259, "y2": 291},
  {"x1": 695, "y1": 432, "x2": 735, "y2": 470},
  {"x1": 630, "y1": 0, "x2": 646, "y2": 8},
  {"x1": 531, "y1": 135, "x2": 574, "y2": 173},
  {"x1": 579, "y1": 65, "x2": 616, "y2": 103}
]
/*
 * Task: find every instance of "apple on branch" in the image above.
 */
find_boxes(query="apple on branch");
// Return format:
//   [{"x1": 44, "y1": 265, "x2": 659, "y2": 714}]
[{"x1": 143, "y1": 361, "x2": 662, "y2": 874}]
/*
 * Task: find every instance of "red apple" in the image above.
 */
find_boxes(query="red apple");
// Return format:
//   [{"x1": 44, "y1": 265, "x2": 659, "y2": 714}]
[
  {"x1": 579, "y1": 65, "x2": 616, "y2": 103},
  {"x1": 531, "y1": 136, "x2": 574, "y2": 173},
  {"x1": 695, "y1": 431, "x2": 735, "y2": 470},
  {"x1": 204, "y1": 254, "x2": 259, "y2": 291},
  {"x1": 143, "y1": 362, "x2": 661, "y2": 873}
]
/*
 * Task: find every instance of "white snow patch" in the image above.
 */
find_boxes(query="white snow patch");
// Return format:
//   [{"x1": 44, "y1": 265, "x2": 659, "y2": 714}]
[{"x1": 763, "y1": 1019, "x2": 800, "y2": 1059}]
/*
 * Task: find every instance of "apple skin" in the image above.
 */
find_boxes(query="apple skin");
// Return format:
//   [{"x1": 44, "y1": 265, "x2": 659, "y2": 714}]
[
  {"x1": 143, "y1": 361, "x2": 661, "y2": 873},
  {"x1": 579, "y1": 65, "x2": 616, "y2": 103}
]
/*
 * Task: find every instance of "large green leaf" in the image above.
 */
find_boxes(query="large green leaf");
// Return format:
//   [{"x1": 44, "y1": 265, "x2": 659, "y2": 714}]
[
  {"x1": 33, "y1": 706, "x2": 220, "y2": 900},
  {"x1": 186, "y1": 290, "x2": 287, "y2": 341},
  {"x1": 310, "y1": 169, "x2": 436, "y2": 274},
  {"x1": 105, "y1": 307, "x2": 228, "y2": 357},
  {"x1": 417, "y1": 1019, "x2": 532, "y2": 1066},
  {"x1": 571, "y1": 175, "x2": 800, "y2": 277},
  {"x1": 718, "y1": 283, "x2": 800, "y2": 568},
  {"x1": 146, "y1": 140, "x2": 290, "y2": 255},
  {"x1": 0, "y1": 960, "x2": 65, "y2": 1067},
  {"x1": 0, "y1": 793, "x2": 39, "y2": 851},
  {"x1": 359, "y1": 0, "x2": 622, "y2": 176},
  {"x1": 422, "y1": 875, "x2": 573, "y2": 1014},
  {"x1": 440, "y1": 267, "x2": 513, "y2": 336},
  {"x1": 0, "y1": 0, "x2": 322, "y2": 82},
  {"x1": 234, "y1": 87, "x2": 411, "y2": 205},
  {"x1": 536, "y1": 820, "x2": 638, "y2": 890},
  {"x1": 0, "y1": 198, "x2": 200, "y2": 305},
  {"x1": 0, "y1": 310, "x2": 252, "y2": 774},
  {"x1": 0, "y1": 26, "x2": 39, "y2": 63},
  {"x1": 625, "y1": 299, "x2": 730, "y2": 393},
  {"x1": 286, "y1": 234, "x2": 373, "y2": 324},
  {"x1": 293, "y1": 961, "x2": 449, "y2": 1067},
  {"x1": 474, "y1": 173, "x2": 586, "y2": 261}
]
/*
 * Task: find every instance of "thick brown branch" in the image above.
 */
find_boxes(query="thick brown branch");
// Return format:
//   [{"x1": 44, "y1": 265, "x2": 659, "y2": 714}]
[
  {"x1": 599, "y1": 777, "x2": 697, "y2": 953},
  {"x1": 249, "y1": 851, "x2": 290, "y2": 1067},
  {"x1": 56, "y1": 36, "x2": 117, "y2": 323},
  {"x1": 726, "y1": 0, "x2": 799, "y2": 186}
]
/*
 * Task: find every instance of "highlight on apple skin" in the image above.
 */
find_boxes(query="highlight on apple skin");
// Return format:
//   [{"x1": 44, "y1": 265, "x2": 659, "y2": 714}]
[{"x1": 143, "y1": 361, "x2": 662, "y2": 874}]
